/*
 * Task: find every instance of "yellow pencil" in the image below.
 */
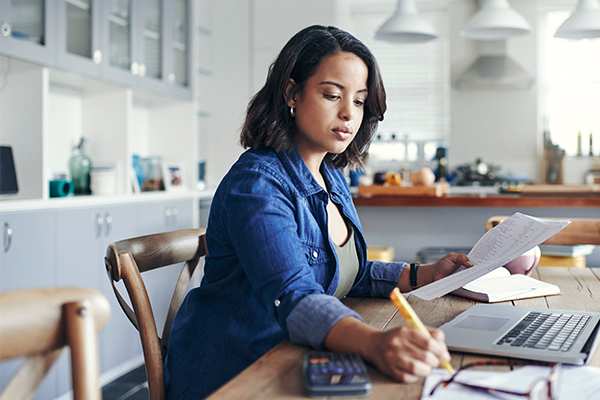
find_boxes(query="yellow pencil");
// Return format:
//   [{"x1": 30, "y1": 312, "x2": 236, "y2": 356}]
[{"x1": 389, "y1": 287, "x2": 455, "y2": 374}]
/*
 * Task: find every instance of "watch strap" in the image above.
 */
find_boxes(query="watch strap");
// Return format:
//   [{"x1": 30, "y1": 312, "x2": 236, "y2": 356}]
[{"x1": 410, "y1": 263, "x2": 420, "y2": 289}]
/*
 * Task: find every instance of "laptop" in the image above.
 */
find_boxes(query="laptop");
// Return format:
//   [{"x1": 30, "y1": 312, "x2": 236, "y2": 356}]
[{"x1": 440, "y1": 304, "x2": 600, "y2": 365}]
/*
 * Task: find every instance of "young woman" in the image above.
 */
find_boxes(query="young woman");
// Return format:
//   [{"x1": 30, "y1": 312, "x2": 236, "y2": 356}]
[{"x1": 164, "y1": 25, "x2": 472, "y2": 399}]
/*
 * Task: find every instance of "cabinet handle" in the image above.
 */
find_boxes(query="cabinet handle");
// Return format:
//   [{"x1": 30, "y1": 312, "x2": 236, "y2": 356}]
[
  {"x1": 1, "y1": 22, "x2": 11, "y2": 37},
  {"x1": 104, "y1": 213, "x2": 113, "y2": 237},
  {"x1": 95, "y1": 213, "x2": 104, "y2": 239},
  {"x1": 3, "y1": 222, "x2": 12, "y2": 253},
  {"x1": 165, "y1": 207, "x2": 172, "y2": 227},
  {"x1": 93, "y1": 50, "x2": 103, "y2": 64},
  {"x1": 168, "y1": 73, "x2": 176, "y2": 84},
  {"x1": 171, "y1": 208, "x2": 178, "y2": 227},
  {"x1": 139, "y1": 63, "x2": 146, "y2": 77},
  {"x1": 131, "y1": 62, "x2": 139, "y2": 76}
]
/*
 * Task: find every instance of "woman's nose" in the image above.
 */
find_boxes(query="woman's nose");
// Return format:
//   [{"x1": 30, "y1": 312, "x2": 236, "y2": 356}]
[{"x1": 339, "y1": 99, "x2": 354, "y2": 121}]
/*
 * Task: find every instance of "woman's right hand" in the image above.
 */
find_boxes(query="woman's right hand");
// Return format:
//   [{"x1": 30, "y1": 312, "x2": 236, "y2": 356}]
[
  {"x1": 325, "y1": 316, "x2": 451, "y2": 383},
  {"x1": 364, "y1": 325, "x2": 451, "y2": 383}
]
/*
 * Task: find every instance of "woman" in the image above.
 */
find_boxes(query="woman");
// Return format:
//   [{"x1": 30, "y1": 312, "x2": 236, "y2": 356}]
[{"x1": 164, "y1": 25, "x2": 472, "y2": 399}]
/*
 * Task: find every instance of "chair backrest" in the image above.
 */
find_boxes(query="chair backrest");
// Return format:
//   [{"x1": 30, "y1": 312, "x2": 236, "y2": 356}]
[
  {"x1": 0, "y1": 287, "x2": 110, "y2": 400},
  {"x1": 486, "y1": 216, "x2": 600, "y2": 245},
  {"x1": 104, "y1": 228, "x2": 207, "y2": 400}
]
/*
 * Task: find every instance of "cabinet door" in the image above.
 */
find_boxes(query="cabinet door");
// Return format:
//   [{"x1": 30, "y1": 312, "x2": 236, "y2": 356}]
[
  {"x1": 55, "y1": 0, "x2": 103, "y2": 77},
  {"x1": 133, "y1": 0, "x2": 167, "y2": 94},
  {"x1": 164, "y1": 0, "x2": 192, "y2": 99},
  {"x1": 0, "y1": 210, "x2": 58, "y2": 400},
  {"x1": 136, "y1": 198, "x2": 194, "y2": 235},
  {"x1": 55, "y1": 205, "x2": 142, "y2": 396},
  {"x1": 100, "y1": 0, "x2": 138, "y2": 86},
  {"x1": 0, "y1": 0, "x2": 56, "y2": 65}
]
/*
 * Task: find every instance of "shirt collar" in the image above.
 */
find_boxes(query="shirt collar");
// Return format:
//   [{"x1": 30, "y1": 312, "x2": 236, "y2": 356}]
[{"x1": 277, "y1": 147, "x2": 345, "y2": 200}]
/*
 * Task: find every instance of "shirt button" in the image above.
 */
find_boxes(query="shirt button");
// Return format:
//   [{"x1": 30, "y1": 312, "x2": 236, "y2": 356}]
[
  {"x1": 312, "y1": 251, "x2": 318, "y2": 258},
  {"x1": 274, "y1": 299, "x2": 281, "y2": 307}
]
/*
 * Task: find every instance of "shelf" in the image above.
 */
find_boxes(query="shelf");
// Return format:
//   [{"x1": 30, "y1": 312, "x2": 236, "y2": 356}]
[{"x1": 0, "y1": 189, "x2": 215, "y2": 213}]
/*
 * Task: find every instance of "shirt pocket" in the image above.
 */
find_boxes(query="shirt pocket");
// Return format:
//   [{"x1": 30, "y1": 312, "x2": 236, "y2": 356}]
[{"x1": 303, "y1": 242, "x2": 332, "y2": 288}]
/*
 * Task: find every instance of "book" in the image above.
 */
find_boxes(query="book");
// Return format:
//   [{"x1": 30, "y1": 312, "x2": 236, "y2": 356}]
[
  {"x1": 539, "y1": 244, "x2": 595, "y2": 257},
  {"x1": 451, "y1": 267, "x2": 561, "y2": 303},
  {"x1": 411, "y1": 212, "x2": 570, "y2": 301}
]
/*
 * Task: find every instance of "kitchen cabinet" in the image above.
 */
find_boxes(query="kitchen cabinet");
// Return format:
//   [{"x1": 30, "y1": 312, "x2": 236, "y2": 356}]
[
  {"x1": 100, "y1": 0, "x2": 192, "y2": 98},
  {"x1": 0, "y1": 0, "x2": 56, "y2": 65},
  {"x1": 0, "y1": 210, "x2": 57, "y2": 400},
  {"x1": 55, "y1": 0, "x2": 103, "y2": 77},
  {"x1": 0, "y1": 0, "x2": 205, "y2": 203},
  {"x1": 0, "y1": 196, "x2": 199, "y2": 399},
  {"x1": 54, "y1": 204, "x2": 142, "y2": 394}
]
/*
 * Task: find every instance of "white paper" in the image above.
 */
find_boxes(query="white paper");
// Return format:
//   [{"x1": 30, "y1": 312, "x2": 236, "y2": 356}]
[
  {"x1": 411, "y1": 212, "x2": 570, "y2": 301},
  {"x1": 421, "y1": 365, "x2": 600, "y2": 400}
]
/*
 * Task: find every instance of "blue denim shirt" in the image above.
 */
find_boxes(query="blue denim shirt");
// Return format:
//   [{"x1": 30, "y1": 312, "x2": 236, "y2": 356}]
[{"x1": 165, "y1": 147, "x2": 406, "y2": 399}]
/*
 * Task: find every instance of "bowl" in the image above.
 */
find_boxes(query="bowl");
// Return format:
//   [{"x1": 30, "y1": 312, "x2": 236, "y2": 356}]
[{"x1": 503, "y1": 246, "x2": 541, "y2": 276}]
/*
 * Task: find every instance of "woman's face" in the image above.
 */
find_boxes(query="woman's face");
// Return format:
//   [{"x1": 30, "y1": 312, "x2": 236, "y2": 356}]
[{"x1": 290, "y1": 52, "x2": 368, "y2": 165}]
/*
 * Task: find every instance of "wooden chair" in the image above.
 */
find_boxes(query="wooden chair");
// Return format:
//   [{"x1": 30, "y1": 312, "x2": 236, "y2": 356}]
[
  {"x1": 104, "y1": 228, "x2": 207, "y2": 400},
  {"x1": 486, "y1": 216, "x2": 600, "y2": 245},
  {"x1": 0, "y1": 287, "x2": 110, "y2": 400}
]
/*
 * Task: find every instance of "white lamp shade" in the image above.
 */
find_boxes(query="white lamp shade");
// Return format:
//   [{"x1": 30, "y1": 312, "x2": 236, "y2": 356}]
[
  {"x1": 554, "y1": 0, "x2": 600, "y2": 39},
  {"x1": 461, "y1": 0, "x2": 531, "y2": 40},
  {"x1": 374, "y1": 0, "x2": 438, "y2": 44}
]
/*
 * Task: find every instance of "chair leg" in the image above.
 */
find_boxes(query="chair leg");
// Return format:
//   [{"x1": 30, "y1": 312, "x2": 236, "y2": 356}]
[
  {"x1": 64, "y1": 300, "x2": 102, "y2": 400},
  {"x1": 0, "y1": 349, "x2": 62, "y2": 400}
]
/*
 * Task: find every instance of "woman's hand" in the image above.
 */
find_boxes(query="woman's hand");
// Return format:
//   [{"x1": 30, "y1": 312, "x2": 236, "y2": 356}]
[
  {"x1": 429, "y1": 252, "x2": 473, "y2": 282},
  {"x1": 367, "y1": 325, "x2": 451, "y2": 383},
  {"x1": 325, "y1": 317, "x2": 451, "y2": 383},
  {"x1": 398, "y1": 252, "x2": 473, "y2": 292}
]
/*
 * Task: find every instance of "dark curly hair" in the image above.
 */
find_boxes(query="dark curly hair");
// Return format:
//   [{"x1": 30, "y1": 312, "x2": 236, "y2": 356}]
[{"x1": 240, "y1": 25, "x2": 386, "y2": 169}]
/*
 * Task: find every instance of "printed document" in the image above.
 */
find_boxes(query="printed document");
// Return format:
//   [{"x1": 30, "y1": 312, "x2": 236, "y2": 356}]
[
  {"x1": 421, "y1": 365, "x2": 600, "y2": 399},
  {"x1": 411, "y1": 212, "x2": 570, "y2": 301}
]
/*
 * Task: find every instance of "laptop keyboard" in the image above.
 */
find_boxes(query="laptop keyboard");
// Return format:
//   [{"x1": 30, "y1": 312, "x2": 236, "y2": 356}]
[{"x1": 496, "y1": 311, "x2": 591, "y2": 352}]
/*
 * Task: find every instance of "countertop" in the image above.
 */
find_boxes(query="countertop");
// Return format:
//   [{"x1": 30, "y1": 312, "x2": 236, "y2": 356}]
[{"x1": 352, "y1": 186, "x2": 600, "y2": 208}]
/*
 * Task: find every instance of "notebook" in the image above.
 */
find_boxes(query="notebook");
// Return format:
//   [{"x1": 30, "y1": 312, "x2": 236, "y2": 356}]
[
  {"x1": 440, "y1": 304, "x2": 600, "y2": 365},
  {"x1": 450, "y1": 267, "x2": 561, "y2": 303}
]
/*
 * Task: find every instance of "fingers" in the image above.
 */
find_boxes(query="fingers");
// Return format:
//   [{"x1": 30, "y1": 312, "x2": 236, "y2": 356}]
[{"x1": 373, "y1": 326, "x2": 450, "y2": 382}]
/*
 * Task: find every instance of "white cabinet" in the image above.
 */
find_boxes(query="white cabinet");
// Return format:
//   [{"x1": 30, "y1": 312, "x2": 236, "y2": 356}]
[
  {"x1": 0, "y1": 210, "x2": 58, "y2": 400},
  {"x1": 0, "y1": 0, "x2": 57, "y2": 65},
  {"x1": 0, "y1": 196, "x2": 198, "y2": 399}
]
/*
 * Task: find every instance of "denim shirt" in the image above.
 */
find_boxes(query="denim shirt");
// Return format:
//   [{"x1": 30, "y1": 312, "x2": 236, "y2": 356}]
[{"x1": 164, "y1": 147, "x2": 406, "y2": 399}]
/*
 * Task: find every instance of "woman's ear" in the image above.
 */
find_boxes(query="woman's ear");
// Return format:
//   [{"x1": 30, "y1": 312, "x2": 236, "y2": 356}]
[{"x1": 285, "y1": 78, "x2": 296, "y2": 108}]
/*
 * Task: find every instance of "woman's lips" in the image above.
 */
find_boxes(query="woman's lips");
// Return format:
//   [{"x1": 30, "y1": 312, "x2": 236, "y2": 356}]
[{"x1": 332, "y1": 126, "x2": 353, "y2": 140}]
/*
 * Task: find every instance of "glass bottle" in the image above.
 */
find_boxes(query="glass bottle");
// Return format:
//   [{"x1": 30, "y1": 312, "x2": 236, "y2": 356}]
[{"x1": 69, "y1": 138, "x2": 92, "y2": 194}]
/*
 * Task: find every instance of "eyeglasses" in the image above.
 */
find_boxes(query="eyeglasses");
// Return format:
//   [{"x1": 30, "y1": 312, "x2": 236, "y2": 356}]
[{"x1": 430, "y1": 360, "x2": 562, "y2": 400}]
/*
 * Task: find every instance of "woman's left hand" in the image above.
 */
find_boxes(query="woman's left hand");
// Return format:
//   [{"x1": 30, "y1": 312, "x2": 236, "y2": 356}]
[{"x1": 429, "y1": 253, "x2": 473, "y2": 282}]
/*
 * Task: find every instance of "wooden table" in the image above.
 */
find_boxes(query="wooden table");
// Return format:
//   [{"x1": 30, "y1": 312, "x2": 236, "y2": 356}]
[{"x1": 207, "y1": 267, "x2": 600, "y2": 399}]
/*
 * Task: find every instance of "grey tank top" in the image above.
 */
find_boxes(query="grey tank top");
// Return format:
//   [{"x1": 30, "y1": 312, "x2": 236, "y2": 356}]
[{"x1": 332, "y1": 226, "x2": 359, "y2": 299}]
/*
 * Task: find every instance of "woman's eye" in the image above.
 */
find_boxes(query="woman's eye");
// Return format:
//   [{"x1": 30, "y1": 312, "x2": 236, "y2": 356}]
[
  {"x1": 354, "y1": 99, "x2": 365, "y2": 107},
  {"x1": 324, "y1": 94, "x2": 340, "y2": 100}
]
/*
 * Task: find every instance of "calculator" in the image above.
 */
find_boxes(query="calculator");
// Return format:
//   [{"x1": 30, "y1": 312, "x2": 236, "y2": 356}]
[{"x1": 302, "y1": 352, "x2": 372, "y2": 397}]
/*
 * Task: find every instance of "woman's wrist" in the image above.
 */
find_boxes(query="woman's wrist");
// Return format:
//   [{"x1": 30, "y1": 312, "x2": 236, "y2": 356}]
[{"x1": 398, "y1": 263, "x2": 434, "y2": 292}]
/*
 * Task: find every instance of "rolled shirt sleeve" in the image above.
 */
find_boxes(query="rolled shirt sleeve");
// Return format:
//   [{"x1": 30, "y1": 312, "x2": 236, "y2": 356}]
[{"x1": 286, "y1": 294, "x2": 363, "y2": 350}]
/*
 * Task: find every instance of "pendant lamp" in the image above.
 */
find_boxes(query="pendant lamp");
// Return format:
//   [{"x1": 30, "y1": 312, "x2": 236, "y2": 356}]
[
  {"x1": 461, "y1": 0, "x2": 531, "y2": 40},
  {"x1": 554, "y1": 0, "x2": 600, "y2": 39},
  {"x1": 374, "y1": 0, "x2": 438, "y2": 44}
]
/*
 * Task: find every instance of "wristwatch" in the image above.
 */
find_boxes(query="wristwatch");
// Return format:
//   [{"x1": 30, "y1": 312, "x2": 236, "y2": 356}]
[{"x1": 410, "y1": 263, "x2": 420, "y2": 289}]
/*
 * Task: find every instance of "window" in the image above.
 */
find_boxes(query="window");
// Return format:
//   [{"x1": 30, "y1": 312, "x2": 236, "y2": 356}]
[
  {"x1": 347, "y1": 5, "x2": 450, "y2": 166},
  {"x1": 539, "y1": 9, "x2": 600, "y2": 156}
]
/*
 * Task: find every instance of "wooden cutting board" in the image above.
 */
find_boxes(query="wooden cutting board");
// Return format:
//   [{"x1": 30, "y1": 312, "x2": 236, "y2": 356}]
[
  {"x1": 520, "y1": 184, "x2": 600, "y2": 196},
  {"x1": 358, "y1": 183, "x2": 450, "y2": 197}
]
